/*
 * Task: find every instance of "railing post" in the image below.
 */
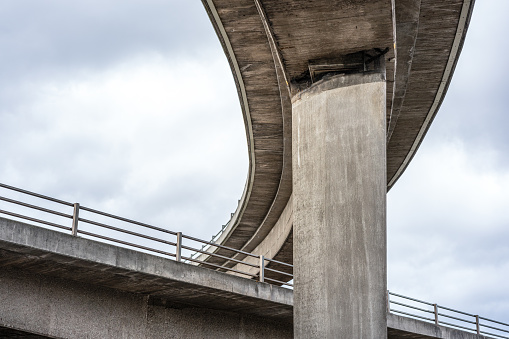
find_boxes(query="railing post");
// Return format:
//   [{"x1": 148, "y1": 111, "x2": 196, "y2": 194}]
[
  {"x1": 475, "y1": 315, "x2": 480, "y2": 334},
  {"x1": 72, "y1": 203, "x2": 80, "y2": 236},
  {"x1": 386, "y1": 290, "x2": 391, "y2": 314},
  {"x1": 259, "y1": 255, "x2": 265, "y2": 283},
  {"x1": 176, "y1": 232, "x2": 182, "y2": 262},
  {"x1": 433, "y1": 304, "x2": 439, "y2": 325}
]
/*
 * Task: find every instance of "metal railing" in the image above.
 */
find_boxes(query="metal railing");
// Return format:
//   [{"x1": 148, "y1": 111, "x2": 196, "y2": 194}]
[
  {"x1": 189, "y1": 220, "x2": 229, "y2": 261},
  {"x1": 189, "y1": 199, "x2": 242, "y2": 261},
  {"x1": 0, "y1": 183, "x2": 293, "y2": 287},
  {"x1": 3, "y1": 183, "x2": 508, "y2": 334},
  {"x1": 388, "y1": 291, "x2": 509, "y2": 338}
]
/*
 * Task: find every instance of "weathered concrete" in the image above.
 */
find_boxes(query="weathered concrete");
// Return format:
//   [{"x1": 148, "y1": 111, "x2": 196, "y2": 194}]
[
  {"x1": 0, "y1": 268, "x2": 292, "y2": 339},
  {"x1": 200, "y1": 1, "x2": 475, "y2": 271},
  {"x1": 292, "y1": 72, "x2": 387, "y2": 338},
  {"x1": 0, "y1": 218, "x2": 493, "y2": 338},
  {"x1": 388, "y1": 314, "x2": 492, "y2": 339},
  {"x1": 0, "y1": 217, "x2": 293, "y2": 338},
  {"x1": 230, "y1": 195, "x2": 293, "y2": 281}
]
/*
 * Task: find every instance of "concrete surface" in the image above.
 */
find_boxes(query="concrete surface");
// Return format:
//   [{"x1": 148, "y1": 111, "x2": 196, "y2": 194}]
[
  {"x1": 0, "y1": 217, "x2": 293, "y2": 338},
  {"x1": 230, "y1": 195, "x2": 293, "y2": 280},
  {"x1": 388, "y1": 314, "x2": 493, "y2": 339},
  {"x1": 292, "y1": 72, "x2": 387, "y2": 338},
  {"x1": 0, "y1": 268, "x2": 292, "y2": 339},
  {"x1": 201, "y1": 0, "x2": 475, "y2": 269},
  {"x1": 0, "y1": 218, "x2": 492, "y2": 339}
]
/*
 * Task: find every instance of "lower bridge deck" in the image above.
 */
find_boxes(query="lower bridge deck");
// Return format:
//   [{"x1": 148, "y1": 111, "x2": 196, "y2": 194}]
[{"x1": 0, "y1": 217, "x2": 502, "y2": 339}]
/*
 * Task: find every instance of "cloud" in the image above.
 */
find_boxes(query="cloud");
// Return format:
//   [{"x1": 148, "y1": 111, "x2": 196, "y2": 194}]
[
  {"x1": 0, "y1": 1, "x2": 215, "y2": 74},
  {"x1": 428, "y1": 0, "x2": 509, "y2": 164},
  {"x1": 0, "y1": 50, "x2": 247, "y2": 239},
  {"x1": 388, "y1": 140, "x2": 509, "y2": 321}
]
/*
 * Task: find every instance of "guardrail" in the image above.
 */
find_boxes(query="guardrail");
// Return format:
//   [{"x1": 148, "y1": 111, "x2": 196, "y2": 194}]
[
  {"x1": 189, "y1": 220, "x2": 230, "y2": 261},
  {"x1": 189, "y1": 199, "x2": 242, "y2": 261},
  {"x1": 0, "y1": 183, "x2": 292, "y2": 287},
  {"x1": 3, "y1": 183, "x2": 507, "y2": 334},
  {"x1": 388, "y1": 291, "x2": 509, "y2": 338}
]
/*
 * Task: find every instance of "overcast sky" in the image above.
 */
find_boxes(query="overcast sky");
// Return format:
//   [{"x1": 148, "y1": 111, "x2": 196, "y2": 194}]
[{"x1": 0, "y1": 0, "x2": 507, "y2": 327}]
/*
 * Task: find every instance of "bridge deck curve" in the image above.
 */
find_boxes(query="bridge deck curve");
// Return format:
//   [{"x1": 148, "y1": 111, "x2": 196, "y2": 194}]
[{"x1": 200, "y1": 0, "x2": 475, "y2": 270}]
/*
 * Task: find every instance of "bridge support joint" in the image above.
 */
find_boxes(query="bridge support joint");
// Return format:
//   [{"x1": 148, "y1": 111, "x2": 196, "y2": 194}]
[{"x1": 292, "y1": 66, "x2": 387, "y2": 338}]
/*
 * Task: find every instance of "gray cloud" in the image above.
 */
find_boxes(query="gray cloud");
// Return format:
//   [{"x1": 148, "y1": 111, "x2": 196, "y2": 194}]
[
  {"x1": 0, "y1": 1, "x2": 215, "y2": 73},
  {"x1": 387, "y1": 0, "x2": 509, "y2": 323},
  {"x1": 428, "y1": 0, "x2": 509, "y2": 166},
  {"x1": 0, "y1": 1, "x2": 247, "y2": 244}
]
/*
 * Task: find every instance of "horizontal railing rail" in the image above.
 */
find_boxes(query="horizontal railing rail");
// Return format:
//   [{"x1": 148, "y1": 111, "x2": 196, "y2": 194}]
[
  {"x1": 388, "y1": 291, "x2": 509, "y2": 338},
  {"x1": 3, "y1": 183, "x2": 507, "y2": 330},
  {"x1": 0, "y1": 183, "x2": 292, "y2": 287}
]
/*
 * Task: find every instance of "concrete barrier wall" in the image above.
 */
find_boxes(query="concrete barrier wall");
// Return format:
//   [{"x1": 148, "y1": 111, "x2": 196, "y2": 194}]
[
  {"x1": 0, "y1": 268, "x2": 292, "y2": 339},
  {"x1": 388, "y1": 314, "x2": 492, "y2": 339}
]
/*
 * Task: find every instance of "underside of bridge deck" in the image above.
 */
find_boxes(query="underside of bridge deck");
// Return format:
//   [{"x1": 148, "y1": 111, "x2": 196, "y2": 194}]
[
  {"x1": 199, "y1": 0, "x2": 475, "y2": 278},
  {"x1": 0, "y1": 218, "x2": 489, "y2": 339},
  {"x1": 198, "y1": 0, "x2": 475, "y2": 336}
]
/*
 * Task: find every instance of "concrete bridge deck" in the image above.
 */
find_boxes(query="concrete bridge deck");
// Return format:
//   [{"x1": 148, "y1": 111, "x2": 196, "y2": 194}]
[
  {"x1": 195, "y1": 1, "x2": 484, "y2": 337},
  {"x1": 0, "y1": 217, "x2": 495, "y2": 339},
  {"x1": 198, "y1": 0, "x2": 476, "y2": 280}
]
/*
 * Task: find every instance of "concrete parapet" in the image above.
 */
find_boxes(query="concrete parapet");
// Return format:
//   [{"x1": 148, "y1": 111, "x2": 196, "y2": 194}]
[
  {"x1": 388, "y1": 314, "x2": 492, "y2": 339},
  {"x1": 0, "y1": 217, "x2": 293, "y2": 338}
]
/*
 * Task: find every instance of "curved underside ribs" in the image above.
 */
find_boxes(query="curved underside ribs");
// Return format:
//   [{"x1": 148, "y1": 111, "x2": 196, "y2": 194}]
[{"x1": 199, "y1": 0, "x2": 475, "y2": 281}]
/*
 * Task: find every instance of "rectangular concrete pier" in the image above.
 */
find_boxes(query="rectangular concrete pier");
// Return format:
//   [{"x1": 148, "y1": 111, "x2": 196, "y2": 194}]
[{"x1": 292, "y1": 71, "x2": 387, "y2": 338}]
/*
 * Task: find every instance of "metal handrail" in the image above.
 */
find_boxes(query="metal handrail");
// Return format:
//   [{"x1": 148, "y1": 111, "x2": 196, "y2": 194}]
[
  {"x1": 0, "y1": 183, "x2": 293, "y2": 287},
  {"x1": 265, "y1": 256, "x2": 293, "y2": 267},
  {"x1": 4, "y1": 182, "x2": 507, "y2": 332},
  {"x1": 182, "y1": 233, "x2": 259, "y2": 259},
  {"x1": 0, "y1": 183, "x2": 73, "y2": 206},
  {"x1": 388, "y1": 291, "x2": 509, "y2": 339},
  {"x1": 0, "y1": 209, "x2": 71, "y2": 231}
]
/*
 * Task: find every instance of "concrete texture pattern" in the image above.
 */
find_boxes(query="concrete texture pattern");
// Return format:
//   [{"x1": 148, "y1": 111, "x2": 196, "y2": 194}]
[
  {"x1": 292, "y1": 72, "x2": 387, "y2": 338},
  {"x1": 200, "y1": 1, "x2": 475, "y2": 273},
  {"x1": 0, "y1": 218, "x2": 492, "y2": 339},
  {"x1": 230, "y1": 195, "x2": 293, "y2": 279},
  {"x1": 0, "y1": 268, "x2": 292, "y2": 339},
  {"x1": 388, "y1": 314, "x2": 494, "y2": 339},
  {"x1": 0, "y1": 217, "x2": 293, "y2": 332}
]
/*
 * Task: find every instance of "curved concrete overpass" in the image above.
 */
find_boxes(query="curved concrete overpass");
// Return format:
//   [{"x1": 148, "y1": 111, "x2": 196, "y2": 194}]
[{"x1": 199, "y1": 0, "x2": 475, "y2": 275}]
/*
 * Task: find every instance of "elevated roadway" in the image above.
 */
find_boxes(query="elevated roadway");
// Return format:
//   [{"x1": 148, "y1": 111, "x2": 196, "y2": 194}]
[
  {"x1": 0, "y1": 0, "x2": 480, "y2": 337},
  {"x1": 199, "y1": 0, "x2": 475, "y2": 289},
  {"x1": 198, "y1": 1, "x2": 476, "y2": 336}
]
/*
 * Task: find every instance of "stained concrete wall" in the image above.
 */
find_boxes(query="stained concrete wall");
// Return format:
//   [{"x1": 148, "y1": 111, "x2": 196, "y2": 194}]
[
  {"x1": 0, "y1": 268, "x2": 292, "y2": 339},
  {"x1": 388, "y1": 314, "x2": 493, "y2": 339},
  {"x1": 292, "y1": 72, "x2": 387, "y2": 338}
]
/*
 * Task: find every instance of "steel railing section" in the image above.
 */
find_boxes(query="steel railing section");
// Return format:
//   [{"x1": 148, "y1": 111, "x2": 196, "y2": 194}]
[
  {"x1": 388, "y1": 291, "x2": 509, "y2": 339},
  {"x1": 189, "y1": 219, "x2": 229, "y2": 260},
  {"x1": 3, "y1": 182, "x2": 508, "y2": 330},
  {"x1": 0, "y1": 183, "x2": 293, "y2": 287}
]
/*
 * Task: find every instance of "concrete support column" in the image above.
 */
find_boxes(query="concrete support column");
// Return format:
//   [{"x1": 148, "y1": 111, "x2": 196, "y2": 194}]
[{"x1": 292, "y1": 71, "x2": 387, "y2": 338}]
